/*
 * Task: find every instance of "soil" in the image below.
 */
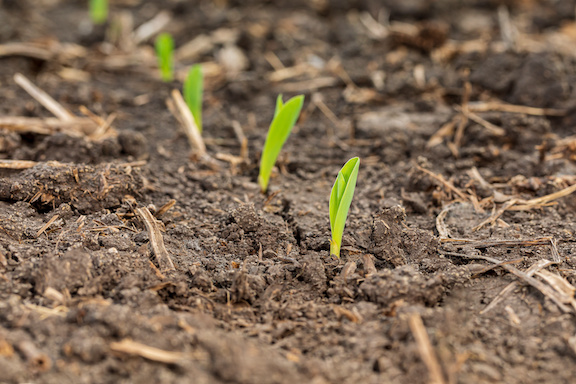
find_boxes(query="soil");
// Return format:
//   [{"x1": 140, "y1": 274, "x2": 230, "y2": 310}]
[{"x1": 2, "y1": 1, "x2": 576, "y2": 383}]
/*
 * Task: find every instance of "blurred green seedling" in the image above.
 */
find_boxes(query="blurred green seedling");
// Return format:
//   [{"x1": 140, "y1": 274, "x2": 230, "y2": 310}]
[
  {"x1": 183, "y1": 64, "x2": 203, "y2": 133},
  {"x1": 329, "y1": 157, "x2": 360, "y2": 259},
  {"x1": 90, "y1": 0, "x2": 108, "y2": 24},
  {"x1": 258, "y1": 94, "x2": 304, "y2": 193},
  {"x1": 155, "y1": 33, "x2": 174, "y2": 82}
]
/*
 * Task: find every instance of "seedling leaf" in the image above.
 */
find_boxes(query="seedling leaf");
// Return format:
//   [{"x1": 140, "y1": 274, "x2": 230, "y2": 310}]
[
  {"x1": 329, "y1": 157, "x2": 360, "y2": 258},
  {"x1": 273, "y1": 94, "x2": 284, "y2": 119},
  {"x1": 90, "y1": 0, "x2": 108, "y2": 25},
  {"x1": 258, "y1": 94, "x2": 304, "y2": 193},
  {"x1": 183, "y1": 64, "x2": 203, "y2": 133},
  {"x1": 155, "y1": 33, "x2": 174, "y2": 82}
]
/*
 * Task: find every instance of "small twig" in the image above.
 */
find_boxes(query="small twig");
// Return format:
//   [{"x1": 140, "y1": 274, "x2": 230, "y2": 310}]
[
  {"x1": 415, "y1": 164, "x2": 469, "y2": 202},
  {"x1": 0, "y1": 116, "x2": 95, "y2": 137},
  {"x1": 549, "y1": 238, "x2": 561, "y2": 263},
  {"x1": 264, "y1": 51, "x2": 286, "y2": 71},
  {"x1": 276, "y1": 77, "x2": 339, "y2": 93},
  {"x1": 36, "y1": 214, "x2": 60, "y2": 238},
  {"x1": 435, "y1": 203, "x2": 459, "y2": 238},
  {"x1": 467, "y1": 101, "x2": 566, "y2": 117},
  {"x1": 408, "y1": 313, "x2": 446, "y2": 384},
  {"x1": 231, "y1": 120, "x2": 249, "y2": 160},
  {"x1": 511, "y1": 182, "x2": 576, "y2": 210},
  {"x1": 440, "y1": 237, "x2": 552, "y2": 247},
  {"x1": 132, "y1": 11, "x2": 172, "y2": 45},
  {"x1": 135, "y1": 207, "x2": 175, "y2": 272},
  {"x1": 110, "y1": 339, "x2": 193, "y2": 364},
  {"x1": 445, "y1": 251, "x2": 571, "y2": 313},
  {"x1": 0, "y1": 160, "x2": 39, "y2": 169},
  {"x1": 472, "y1": 199, "x2": 517, "y2": 231},
  {"x1": 155, "y1": 199, "x2": 176, "y2": 219},
  {"x1": 458, "y1": 108, "x2": 506, "y2": 136},
  {"x1": 313, "y1": 93, "x2": 346, "y2": 132},
  {"x1": 14, "y1": 73, "x2": 75, "y2": 121},
  {"x1": 452, "y1": 82, "x2": 471, "y2": 150},
  {"x1": 426, "y1": 115, "x2": 459, "y2": 148},
  {"x1": 169, "y1": 89, "x2": 206, "y2": 157},
  {"x1": 481, "y1": 259, "x2": 555, "y2": 314}
]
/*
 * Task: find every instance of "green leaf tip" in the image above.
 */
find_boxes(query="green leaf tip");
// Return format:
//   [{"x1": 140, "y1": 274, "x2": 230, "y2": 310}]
[
  {"x1": 329, "y1": 157, "x2": 360, "y2": 258},
  {"x1": 258, "y1": 94, "x2": 305, "y2": 193},
  {"x1": 155, "y1": 33, "x2": 174, "y2": 82},
  {"x1": 184, "y1": 64, "x2": 203, "y2": 133},
  {"x1": 90, "y1": 0, "x2": 108, "y2": 25}
]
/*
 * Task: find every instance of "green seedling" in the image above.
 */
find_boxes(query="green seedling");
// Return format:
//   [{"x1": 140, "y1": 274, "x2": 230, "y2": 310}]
[
  {"x1": 258, "y1": 94, "x2": 304, "y2": 193},
  {"x1": 155, "y1": 33, "x2": 174, "y2": 82},
  {"x1": 90, "y1": 0, "x2": 108, "y2": 24},
  {"x1": 183, "y1": 64, "x2": 203, "y2": 133},
  {"x1": 329, "y1": 157, "x2": 360, "y2": 258}
]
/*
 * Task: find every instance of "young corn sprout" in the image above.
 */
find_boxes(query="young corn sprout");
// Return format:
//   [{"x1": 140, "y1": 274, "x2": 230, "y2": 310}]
[
  {"x1": 89, "y1": 0, "x2": 108, "y2": 24},
  {"x1": 183, "y1": 64, "x2": 203, "y2": 133},
  {"x1": 329, "y1": 157, "x2": 360, "y2": 258},
  {"x1": 155, "y1": 33, "x2": 174, "y2": 82},
  {"x1": 258, "y1": 94, "x2": 304, "y2": 193}
]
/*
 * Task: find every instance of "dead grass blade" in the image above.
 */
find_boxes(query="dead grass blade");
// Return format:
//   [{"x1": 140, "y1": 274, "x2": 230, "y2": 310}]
[
  {"x1": 14, "y1": 73, "x2": 75, "y2": 121},
  {"x1": 408, "y1": 313, "x2": 446, "y2": 384},
  {"x1": 109, "y1": 339, "x2": 192, "y2": 364},
  {"x1": 135, "y1": 207, "x2": 175, "y2": 272},
  {"x1": 510, "y1": 182, "x2": 576, "y2": 210},
  {"x1": 415, "y1": 164, "x2": 469, "y2": 202},
  {"x1": 472, "y1": 199, "x2": 518, "y2": 231},
  {"x1": 446, "y1": 251, "x2": 572, "y2": 313},
  {"x1": 276, "y1": 77, "x2": 339, "y2": 93},
  {"x1": 0, "y1": 160, "x2": 39, "y2": 169},
  {"x1": 435, "y1": 203, "x2": 459, "y2": 238},
  {"x1": 467, "y1": 101, "x2": 566, "y2": 117},
  {"x1": 132, "y1": 11, "x2": 172, "y2": 46},
  {"x1": 0, "y1": 116, "x2": 97, "y2": 137},
  {"x1": 231, "y1": 120, "x2": 249, "y2": 161},
  {"x1": 36, "y1": 215, "x2": 60, "y2": 238},
  {"x1": 441, "y1": 237, "x2": 552, "y2": 247},
  {"x1": 456, "y1": 106, "x2": 506, "y2": 136},
  {"x1": 169, "y1": 89, "x2": 206, "y2": 157}
]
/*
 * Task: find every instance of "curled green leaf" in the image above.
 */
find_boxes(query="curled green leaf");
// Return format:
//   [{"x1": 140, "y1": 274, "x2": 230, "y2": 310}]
[
  {"x1": 329, "y1": 157, "x2": 360, "y2": 258},
  {"x1": 258, "y1": 94, "x2": 304, "y2": 193}
]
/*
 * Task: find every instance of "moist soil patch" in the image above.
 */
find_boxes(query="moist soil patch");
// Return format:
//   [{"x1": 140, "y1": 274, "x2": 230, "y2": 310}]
[{"x1": 2, "y1": 1, "x2": 576, "y2": 383}]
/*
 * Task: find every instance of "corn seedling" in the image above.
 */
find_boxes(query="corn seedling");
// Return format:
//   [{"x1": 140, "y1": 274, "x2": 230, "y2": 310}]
[
  {"x1": 89, "y1": 0, "x2": 108, "y2": 24},
  {"x1": 329, "y1": 157, "x2": 360, "y2": 258},
  {"x1": 258, "y1": 94, "x2": 304, "y2": 193},
  {"x1": 155, "y1": 33, "x2": 174, "y2": 82},
  {"x1": 183, "y1": 64, "x2": 203, "y2": 133}
]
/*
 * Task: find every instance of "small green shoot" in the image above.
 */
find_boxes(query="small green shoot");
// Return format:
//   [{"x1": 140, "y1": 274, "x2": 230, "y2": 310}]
[
  {"x1": 155, "y1": 33, "x2": 174, "y2": 82},
  {"x1": 183, "y1": 64, "x2": 203, "y2": 133},
  {"x1": 258, "y1": 94, "x2": 304, "y2": 193},
  {"x1": 89, "y1": 0, "x2": 108, "y2": 25},
  {"x1": 329, "y1": 157, "x2": 360, "y2": 258}
]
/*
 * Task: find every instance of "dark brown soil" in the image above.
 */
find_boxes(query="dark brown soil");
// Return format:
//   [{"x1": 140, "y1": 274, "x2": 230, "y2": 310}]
[{"x1": 2, "y1": 1, "x2": 576, "y2": 383}]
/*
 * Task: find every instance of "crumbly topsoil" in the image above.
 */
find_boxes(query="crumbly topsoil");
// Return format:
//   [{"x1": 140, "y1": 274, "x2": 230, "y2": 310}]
[{"x1": 2, "y1": 1, "x2": 576, "y2": 383}]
